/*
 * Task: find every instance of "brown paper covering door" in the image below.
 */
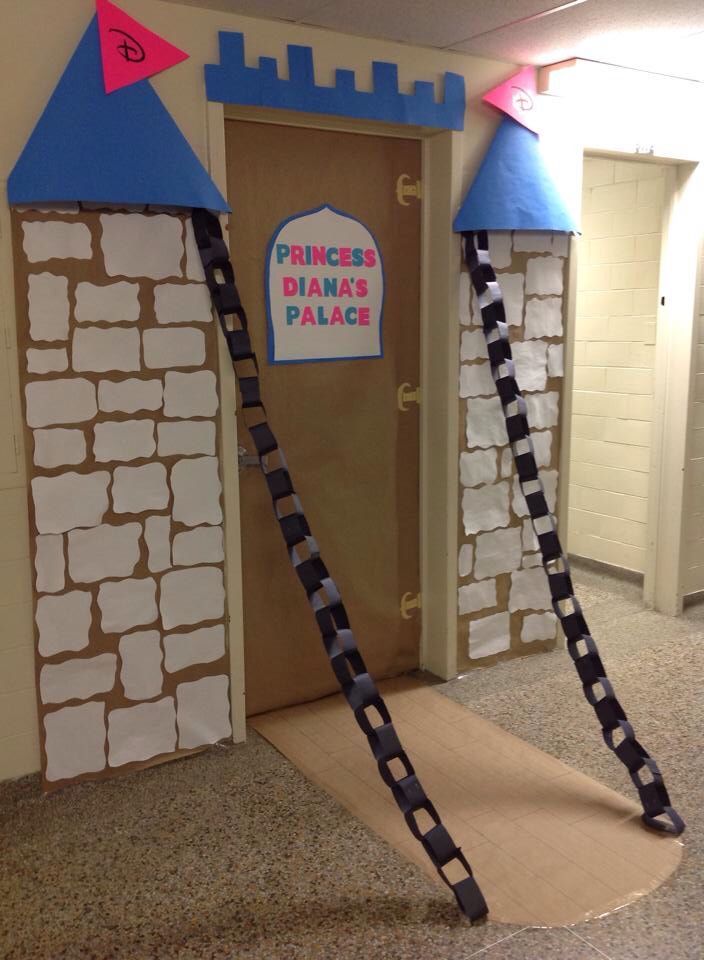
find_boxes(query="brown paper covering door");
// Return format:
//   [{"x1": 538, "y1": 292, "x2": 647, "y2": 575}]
[{"x1": 225, "y1": 120, "x2": 422, "y2": 715}]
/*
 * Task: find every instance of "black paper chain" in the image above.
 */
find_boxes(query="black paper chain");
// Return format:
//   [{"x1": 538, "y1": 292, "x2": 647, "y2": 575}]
[
  {"x1": 462, "y1": 230, "x2": 685, "y2": 838},
  {"x1": 191, "y1": 208, "x2": 489, "y2": 923}
]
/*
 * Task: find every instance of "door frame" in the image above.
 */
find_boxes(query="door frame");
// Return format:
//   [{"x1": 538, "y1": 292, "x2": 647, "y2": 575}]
[
  {"x1": 204, "y1": 102, "x2": 463, "y2": 739},
  {"x1": 559, "y1": 151, "x2": 703, "y2": 616}
]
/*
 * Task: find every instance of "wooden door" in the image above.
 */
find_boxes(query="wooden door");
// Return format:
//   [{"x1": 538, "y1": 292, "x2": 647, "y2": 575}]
[{"x1": 225, "y1": 120, "x2": 421, "y2": 715}]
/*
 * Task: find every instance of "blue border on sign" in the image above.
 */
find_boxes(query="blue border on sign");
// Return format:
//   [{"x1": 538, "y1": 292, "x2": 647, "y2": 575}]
[{"x1": 264, "y1": 203, "x2": 385, "y2": 365}]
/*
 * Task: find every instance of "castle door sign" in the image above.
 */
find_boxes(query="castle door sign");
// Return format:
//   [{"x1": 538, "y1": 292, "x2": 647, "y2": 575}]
[{"x1": 265, "y1": 205, "x2": 384, "y2": 364}]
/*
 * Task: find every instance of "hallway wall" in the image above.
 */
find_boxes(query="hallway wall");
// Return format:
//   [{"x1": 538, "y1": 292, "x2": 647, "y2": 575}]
[{"x1": 568, "y1": 156, "x2": 668, "y2": 573}]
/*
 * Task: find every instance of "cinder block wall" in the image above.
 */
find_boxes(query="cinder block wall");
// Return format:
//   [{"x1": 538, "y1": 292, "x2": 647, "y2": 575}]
[
  {"x1": 568, "y1": 156, "x2": 667, "y2": 573},
  {"x1": 683, "y1": 246, "x2": 704, "y2": 595}
]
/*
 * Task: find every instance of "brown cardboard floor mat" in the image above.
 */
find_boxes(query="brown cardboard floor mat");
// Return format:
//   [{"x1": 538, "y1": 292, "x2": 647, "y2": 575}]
[{"x1": 249, "y1": 675, "x2": 682, "y2": 926}]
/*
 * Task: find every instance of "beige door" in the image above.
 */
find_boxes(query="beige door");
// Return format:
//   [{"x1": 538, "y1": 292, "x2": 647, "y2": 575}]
[{"x1": 225, "y1": 120, "x2": 421, "y2": 715}]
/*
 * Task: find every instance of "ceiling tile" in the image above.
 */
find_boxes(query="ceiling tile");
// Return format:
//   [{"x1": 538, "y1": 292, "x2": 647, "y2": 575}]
[
  {"x1": 167, "y1": 0, "x2": 332, "y2": 21},
  {"x1": 450, "y1": 0, "x2": 704, "y2": 80},
  {"x1": 301, "y1": 0, "x2": 574, "y2": 49}
]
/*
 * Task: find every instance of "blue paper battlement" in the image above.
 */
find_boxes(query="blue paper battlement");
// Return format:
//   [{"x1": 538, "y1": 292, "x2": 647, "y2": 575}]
[{"x1": 205, "y1": 32, "x2": 465, "y2": 131}]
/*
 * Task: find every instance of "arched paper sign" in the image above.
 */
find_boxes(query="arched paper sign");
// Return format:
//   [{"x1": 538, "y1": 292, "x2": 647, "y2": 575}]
[{"x1": 266, "y1": 205, "x2": 384, "y2": 364}]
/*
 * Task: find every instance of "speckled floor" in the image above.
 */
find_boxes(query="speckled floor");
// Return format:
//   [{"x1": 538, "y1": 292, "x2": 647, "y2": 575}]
[{"x1": 1, "y1": 561, "x2": 701, "y2": 959}]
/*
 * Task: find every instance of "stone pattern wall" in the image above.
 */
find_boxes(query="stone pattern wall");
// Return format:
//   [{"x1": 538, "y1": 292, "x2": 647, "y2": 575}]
[
  {"x1": 13, "y1": 205, "x2": 231, "y2": 789},
  {"x1": 457, "y1": 231, "x2": 567, "y2": 671}
]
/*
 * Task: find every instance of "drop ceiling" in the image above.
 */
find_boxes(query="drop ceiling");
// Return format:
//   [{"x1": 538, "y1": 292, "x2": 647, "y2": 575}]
[{"x1": 169, "y1": 0, "x2": 704, "y2": 82}]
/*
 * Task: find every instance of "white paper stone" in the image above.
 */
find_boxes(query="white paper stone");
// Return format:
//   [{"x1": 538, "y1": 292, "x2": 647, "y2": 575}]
[
  {"x1": 495, "y1": 272, "x2": 524, "y2": 326},
  {"x1": 522, "y1": 518, "x2": 539, "y2": 552},
  {"x1": 512, "y1": 231, "x2": 553, "y2": 254},
  {"x1": 36, "y1": 590, "x2": 92, "y2": 656},
  {"x1": 164, "y1": 624, "x2": 226, "y2": 673},
  {"x1": 111, "y1": 463, "x2": 169, "y2": 514},
  {"x1": 458, "y1": 543, "x2": 474, "y2": 578},
  {"x1": 512, "y1": 340, "x2": 547, "y2": 393},
  {"x1": 27, "y1": 348, "x2": 68, "y2": 374},
  {"x1": 459, "y1": 449, "x2": 496, "y2": 488},
  {"x1": 488, "y1": 232, "x2": 512, "y2": 269},
  {"x1": 547, "y1": 343, "x2": 564, "y2": 377},
  {"x1": 44, "y1": 701, "x2": 106, "y2": 781},
  {"x1": 22, "y1": 221, "x2": 92, "y2": 263},
  {"x1": 468, "y1": 611, "x2": 510, "y2": 660},
  {"x1": 143, "y1": 328, "x2": 205, "y2": 369},
  {"x1": 160, "y1": 566, "x2": 225, "y2": 629},
  {"x1": 474, "y1": 527, "x2": 523, "y2": 580},
  {"x1": 72, "y1": 327, "x2": 140, "y2": 373},
  {"x1": 526, "y1": 392, "x2": 560, "y2": 430},
  {"x1": 157, "y1": 420, "x2": 216, "y2": 457},
  {"x1": 533, "y1": 430, "x2": 553, "y2": 468},
  {"x1": 525, "y1": 297, "x2": 563, "y2": 339},
  {"x1": 552, "y1": 234, "x2": 569, "y2": 258},
  {"x1": 462, "y1": 482, "x2": 510, "y2": 535},
  {"x1": 459, "y1": 362, "x2": 495, "y2": 398},
  {"x1": 40, "y1": 653, "x2": 117, "y2": 705},
  {"x1": 28, "y1": 273, "x2": 69, "y2": 342},
  {"x1": 68, "y1": 523, "x2": 141, "y2": 582},
  {"x1": 93, "y1": 419, "x2": 156, "y2": 463},
  {"x1": 100, "y1": 214, "x2": 183, "y2": 280},
  {"x1": 108, "y1": 697, "x2": 177, "y2": 767},
  {"x1": 184, "y1": 219, "x2": 206, "y2": 282},
  {"x1": 500, "y1": 447, "x2": 513, "y2": 478},
  {"x1": 163, "y1": 371, "x2": 219, "y2": 418},
  {"x1": 98, "y1": 577, "x2": 158, "y2": 633},
  {"x1": 466, "y1": 395, "x2": 509, "y2": 449},
  {"x1": 35, "y1": 534, "x2": 64, "y2": 593},
  {"x1": 119, "y1": 631, "x2": 163, "y2": 700},
  {"x1": 98, "y1": 378, "x2": 163, "y2": 414},
  {"x1": 171, "y1": 457, "x2": 222, "y2": 527},
  {"x1": 172, "y1": 526, "x2": 224, "y2": 566},
  {"x1": 75, "y1": 281, "x2": 140, "y2": 324},
  {"x1": 509, "y1": 567, "x2": 552, "y2": 612},
  {"x1": 154, "y1": 283, "x2": 212, "y2": 325},
  {"x1": 25, "y1": 378, "x2": 97, "y2": 427},
  {"x1": 512, "y1": 470, "x2": 559, "y2": 518},
  {"x1": 33, "y1": 428, "x2": 87, "y2": 469},
  {"x1": 526, "y1": 257, "x2": 564, "y2": 296},
  {"x1": 521, "y1": 611, "x2": 558, "y2": 643},
  {"x1": 32, "y1": 471, "x2": 109, "y2": 534},
  {"x1": 460, "y1": 329, "x2": 488, "y2": 362},
  {"x1": 142, "y1": 515, "x2": 170, "y2": 573},
  {"x1": 177, "y1": 675, "x2": 231, "y2": 749},
  {"x1": 458, "y1": 578, "x2": 497, "y2": 615}
]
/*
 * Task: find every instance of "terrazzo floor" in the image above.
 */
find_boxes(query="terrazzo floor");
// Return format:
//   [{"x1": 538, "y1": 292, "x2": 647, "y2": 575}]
[{"x1": 1, "y1": 561, "x2": 702, "y2": 959}]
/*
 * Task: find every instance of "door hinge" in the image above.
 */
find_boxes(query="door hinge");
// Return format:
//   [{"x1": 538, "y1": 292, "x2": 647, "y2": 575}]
[
  {"x1": 396, "y1": 174, "x2": 422, "y2": 206},
  {"x1": 238, "y1": 445, "x2": 267, "y2": 471},
  {"x1": 397, "y1": 383, "x2": 421, "y2": 412},
  {"x1": 400, "y1": 591, "x2": 421, "y2": 620}
]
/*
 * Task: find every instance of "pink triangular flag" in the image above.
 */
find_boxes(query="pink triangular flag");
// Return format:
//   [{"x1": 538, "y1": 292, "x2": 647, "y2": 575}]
[
  {"x1": 482, "y1": 66, "x2": 542, "y2": 135},
  {"x1": 96, "y1": 0, "x2": 188, "y2": 94}
]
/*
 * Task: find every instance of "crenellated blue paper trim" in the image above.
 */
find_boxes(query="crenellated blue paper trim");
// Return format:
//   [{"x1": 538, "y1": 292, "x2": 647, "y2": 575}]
[{"x1": 205, "y1": 32, "x2": 465, "y2": 131}]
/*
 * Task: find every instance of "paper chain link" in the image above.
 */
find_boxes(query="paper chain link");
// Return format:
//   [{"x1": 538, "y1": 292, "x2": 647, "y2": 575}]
[
  {"x1": 463, "y1": 230, "x2": 685, "y2": 838},
  {"x1": 191, "y1": 208, "x2": 489, "y2": 923}
]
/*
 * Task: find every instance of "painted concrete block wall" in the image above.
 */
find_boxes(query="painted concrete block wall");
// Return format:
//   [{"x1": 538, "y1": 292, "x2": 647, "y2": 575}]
[
  {"x1": 568, "y1": 157, "x2": 667, "y2": 573},
  {"x1": 683, "y1": 247, "x2": 704, "y2": 595},
  {"x1": 456, "y1": 232, "x2": 567, "y2": 671}
]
